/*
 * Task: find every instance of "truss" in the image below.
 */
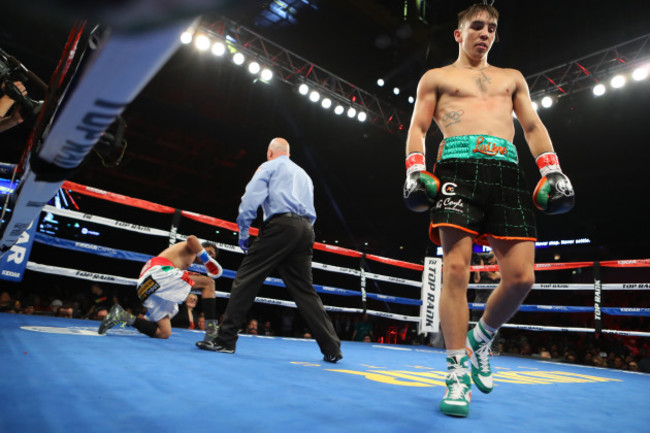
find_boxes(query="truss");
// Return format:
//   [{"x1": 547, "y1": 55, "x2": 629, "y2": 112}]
[
  {"x1": 527, "y1": 34, "x2": 650, "y2": 101},
  {"x1": 199, "y1": 16, "x2": 408, "y2": 136},
  {"x1": 199, "y1": 15, "x2": 650, "y2": 137}
]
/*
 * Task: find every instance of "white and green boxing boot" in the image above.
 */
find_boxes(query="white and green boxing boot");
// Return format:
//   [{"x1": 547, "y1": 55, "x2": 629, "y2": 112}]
[
  {"x1": 466, "y1": 320, "x2": 495, "y2": 394},
  {"x1": 440, "y1": 354, "x2": 472, "y2": 417}
]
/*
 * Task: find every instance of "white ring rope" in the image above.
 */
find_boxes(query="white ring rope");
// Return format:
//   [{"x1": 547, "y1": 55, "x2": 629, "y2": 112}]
[
  {"x1": 497, "y1": 323, "x2": 650, "y2": 338},
  {"x1": 24, "y1": 261, "x2": 420, "y2": 323}
]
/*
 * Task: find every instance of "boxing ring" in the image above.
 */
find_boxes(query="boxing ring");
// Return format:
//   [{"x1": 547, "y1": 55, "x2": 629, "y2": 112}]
[
  {"x1": 1, "y1": 181, "x2": 649, "y2": 432},
  {"x1": 15, "y1": 180, "x2": 650, "y2": 340}
]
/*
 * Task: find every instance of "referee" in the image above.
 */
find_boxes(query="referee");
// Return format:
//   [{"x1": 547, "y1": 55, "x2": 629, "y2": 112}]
[{"x1": 197, "y1": 137, "x2": 343, "y2": 363}]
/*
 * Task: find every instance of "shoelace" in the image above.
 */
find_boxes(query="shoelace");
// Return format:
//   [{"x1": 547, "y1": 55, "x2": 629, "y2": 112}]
[
  {"x1": 475, "y1": 342, "x2": 493, "y2": 374},
  {"x1": 114, "y1": 312, "x2": 126, "y2": 325},
  {"x1": 447, "y1": 371, "x2": 468, "y2": 400}
]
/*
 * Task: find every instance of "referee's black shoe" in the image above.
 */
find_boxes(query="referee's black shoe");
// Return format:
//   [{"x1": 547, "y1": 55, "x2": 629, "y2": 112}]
[
  {"x1": 196, "y1": 339, "x2": 235, "y2": 354},
  {"x1": 323, "y1": 353, "x2": 343, "y2": 363}
]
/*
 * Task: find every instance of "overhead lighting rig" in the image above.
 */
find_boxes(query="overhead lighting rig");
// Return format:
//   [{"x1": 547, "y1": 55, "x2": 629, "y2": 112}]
[
  {"x1": 180, "y1": 15, "x2": 409, "y2": 135},
  {"x1": 527, "y1": 34, "x2": 650, "y2": 109}
]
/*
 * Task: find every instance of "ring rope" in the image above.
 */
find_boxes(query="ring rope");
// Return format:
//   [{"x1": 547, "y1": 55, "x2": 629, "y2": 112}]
[
  {"x1": 24, "y1": 261, "x2": 650, "y2": 338},
  {"x1": 473, "y1": 259, "x2": 650, "y2": 271},
  {"x1": 38, "y1": 205, "x2": 650, "y2": 291},
  {"x1": 33, "y1": 181, "x2": 650, "y2": 339},
  {"x1": 496, "y1": 323, "x2": 650, "y2": 338},
  {"x1": 469, "y1": 302, "x2": 650, "y2": 316},
  {"x1": 43, "y1": 204, "x2": 650, "y2": 291},
  {"x1": 24, "y1": 261, "x2": 420, "y2": 323},
  {"x1": 39, "y1": 207, "x2": 421, "y2": 287},
  {"x1": 469, "y1": 283, "x2": 650, "y2": 291},
  {"x1": 30, "y1": 233, "x2": 650, "y2": 318},
  {"x1": 31, "y1": 232, "x2": 422, "y2": 305},
  {"x1": 61, "y1": 181, "x2": 425, "y2": 270}
]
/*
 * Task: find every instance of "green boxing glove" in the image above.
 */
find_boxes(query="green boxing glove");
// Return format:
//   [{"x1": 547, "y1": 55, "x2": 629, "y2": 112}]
[
  {"x1": 403, "y1": 152, "x2": 440, "y2": 212},
  {"x1": 533, "y1": 152, "x2": 575, "y2": 215}
]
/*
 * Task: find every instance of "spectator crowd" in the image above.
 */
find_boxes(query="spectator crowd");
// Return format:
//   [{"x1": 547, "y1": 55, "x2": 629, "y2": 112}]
[{"x1": 1, "y1": 283, "x2": 648, "y2": 374}]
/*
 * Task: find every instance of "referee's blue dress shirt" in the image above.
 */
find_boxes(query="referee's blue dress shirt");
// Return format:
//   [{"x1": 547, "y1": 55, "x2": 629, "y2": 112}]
[{"x1": 237, "y1": 155, "x2": 316, "y2": 240}]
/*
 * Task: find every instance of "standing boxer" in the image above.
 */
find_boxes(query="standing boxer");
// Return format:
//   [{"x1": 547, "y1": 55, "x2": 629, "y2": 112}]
[
  {"x1": 197, "y1": 137, "x2": 342, "y2": 363},
  {"x1": 403, "y1": 2, "x2": 574, "y2": 417},
  {"x1": 99, "y1": 235, "x2": 223, "y2": 340}
]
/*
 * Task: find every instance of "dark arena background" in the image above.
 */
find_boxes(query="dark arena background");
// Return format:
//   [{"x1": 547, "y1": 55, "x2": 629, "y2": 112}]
[{"x1": 1, "y1": 1, "x2": 650, "y2": 432}]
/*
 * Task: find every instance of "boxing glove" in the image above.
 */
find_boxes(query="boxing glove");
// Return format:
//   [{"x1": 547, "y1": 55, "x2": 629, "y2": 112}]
[
  {"x1": 403, "y1": 152, "x2": 440, "y2": 212},
  {"x1": 533, "y1": 152, "x2": 575, "y2": 215},
  {"x1": 197, "y1": 248, "x2": 223, "y2": 279}
]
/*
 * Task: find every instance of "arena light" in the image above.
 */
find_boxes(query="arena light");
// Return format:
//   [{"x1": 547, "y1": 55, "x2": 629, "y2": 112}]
[
  {"x1": 248, "y1": 61, "x2": 261, "y2": 74},
  {"x1": 194, "y1": 34, "x2": 211, "y2": 51},
  {"x1": 593, "y1": 83, "x2": 606, "y2": 96},
  {"x1": 377, "y1": 78, "x2": 385, "y2": 87},
  {"x1": 211, "y1": 41, "x2": 226, "y2": 56},
  {"x1": 309, "y1": 90, "x2": 320, "y2": 102},
  {"x1": 334, "y1": 105, "x2": 344, "y2": 115},
  {"x1": 357, "y1": 111, "x2": 367, "y2": 122},
  {"x1": 408, "y1": 96, "x2": 415, "y2": 104},
  {"x1": 321, "y1": 98, "x2": 332, "y2": 109},
  {"x1": 260, "y1": 68, "x2": 273, "y2": 82},
  {"x1": 232, "y1": 52, "x2": 245, "y2": 65},
  {"x1": 298, "y1": 83, "x2": 309, "y2": 95},
  {"x1": 532, "y1": 101, "x2": 539, "y2": 111},
  {"x1": 632, "y1": 66, "x2": 648, "y2": 81},
  {"x1": 393, "y1": 87, "x2": 400, "y2": 95},
  {"x1": 180, "y1": 31, "x2": 193, "y2": 44},
  {"x1": 541, "y1": 96, "x2": 553, "y2": 108},
  {"x1": 347, "y1": 107, "x2": 357, "y2": 118},
  {"x1": 610, "y1": 74, "x2": 626, "y2": 88}
]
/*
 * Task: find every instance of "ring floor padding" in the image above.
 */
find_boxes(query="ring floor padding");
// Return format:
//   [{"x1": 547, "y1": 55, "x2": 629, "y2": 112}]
[{"x1": 1, "y1": 314, "x2": 648, "y2": 433}]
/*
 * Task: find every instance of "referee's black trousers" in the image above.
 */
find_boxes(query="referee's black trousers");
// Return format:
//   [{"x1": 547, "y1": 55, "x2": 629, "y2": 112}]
[{"x1": 217, "y1": 214, "x2": 341, "y2": 357}]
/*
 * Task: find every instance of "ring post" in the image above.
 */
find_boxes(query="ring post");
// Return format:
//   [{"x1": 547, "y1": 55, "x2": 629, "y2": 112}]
[
  {"x1": 419, "y1": 256, "x2": 442, "y2": 334},
  {"x1": 169, "y1": 208, "x2": 182, "y2": 246},
  {"x1": 593, "y1": 261, "x2": 602, "y2": 339},
  {"x1": 360, "y1": 253, "x2": 367, "y2": 313}
]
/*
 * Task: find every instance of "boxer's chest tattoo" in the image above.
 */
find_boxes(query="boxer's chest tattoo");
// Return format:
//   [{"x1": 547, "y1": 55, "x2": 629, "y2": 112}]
[
  {"x1": 476, "y1": 70, "x2": 491, "y2": 91},
  {"x1": 451, "y1": 63, "x2": 492, "y2": 92}
]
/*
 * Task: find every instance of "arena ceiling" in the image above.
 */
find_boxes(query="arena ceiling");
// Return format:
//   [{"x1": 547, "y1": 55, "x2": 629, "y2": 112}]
[{"x1": 2, "y1": 1, "x2": 650, "y2": 263}]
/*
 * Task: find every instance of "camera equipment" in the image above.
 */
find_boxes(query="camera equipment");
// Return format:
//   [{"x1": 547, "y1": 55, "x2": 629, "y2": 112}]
[
  {"x1": 0, "y1": 48, "x2": 47, "y2": 121},
  {"x1": 93, "y1": 115, "x2": 128, "y2": 167}
]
